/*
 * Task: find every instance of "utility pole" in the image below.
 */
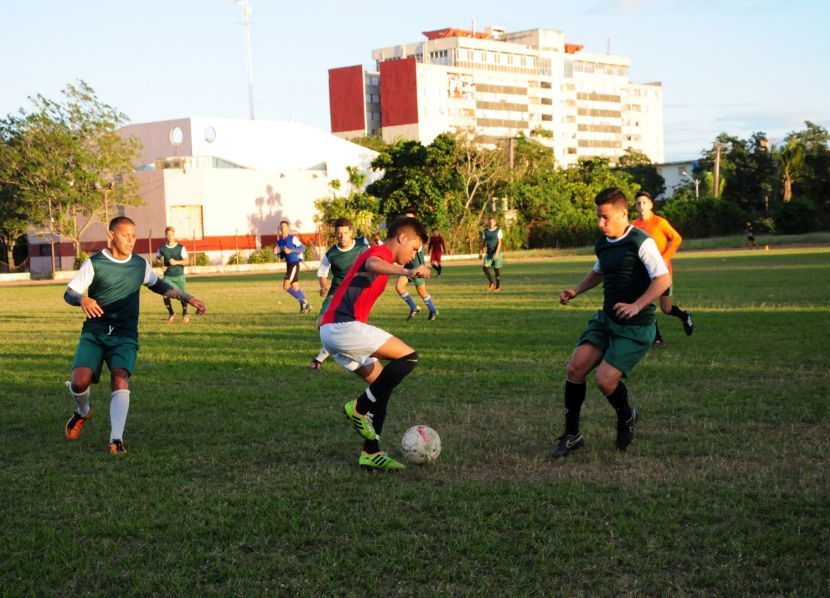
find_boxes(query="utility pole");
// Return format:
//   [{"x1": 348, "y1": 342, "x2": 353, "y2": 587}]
[
  {"x1": 234, "y1": 0, "x2": 255, "y2": 120},
  {"x1": 713, "y1": 141, "x2": 721, "y2": 198}
]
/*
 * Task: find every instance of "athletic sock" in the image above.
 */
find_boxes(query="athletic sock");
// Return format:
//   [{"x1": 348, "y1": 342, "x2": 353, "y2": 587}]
[
  {"x1": 315, "y1": 349, "x2": 329, "y2": 363},
  {"x1": 357, "y1": 352, "x2": 419, "y2": 437},
  {"x1": 363, "y1": 438, "x2": 380, "y2": 454},
  {"x1": 163, "y1": 298, "x2": 174, "y2": 315},
  {"x1": 296, "y1": 289, "x2": 307, "y2": 304},
  {"x1": 400, "y1": 291, "x2": 418, "y2": 311},
  {"x1": 181, "y1": 301, "x2": 188, "y2": 315},
  {"x1": 436, "y1": 264, "x2": 442, "y2": 275},
  {"x1": 669, "y1": 305, "x2": 686, "y2": 320},
  {"x1": 287, "y1": 287, "x2": 302, "y2": 302},
  {"x1": 654, "y1": 322, "x2": 663, "y2": 342},
  {"x1": 68, "y1": 383, "x2": 91, "y2": 417},
  {"x1": 564, "y1": 380, "x2": 586, "y2": 435},
  {"x1": 422, "y1": 294, "x2": 437, "y2": 315},
  {"x1": 109, "y1": 389, "x2": 131, "y2": 441},
  {"x1": 483, "y1": 266, "x2": 493, "y2": 284},
  {"x1": 605, "y1": 382, "x2": 631, "y2": 420},
  {"x1": 494, "y1": 268, "x2": 501, "y2": 288}
]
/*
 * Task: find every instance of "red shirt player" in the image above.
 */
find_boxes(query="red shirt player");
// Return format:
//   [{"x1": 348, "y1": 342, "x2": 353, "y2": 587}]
[
  {"x1": 427, "y1": 229, "x2": 447, "y2": 276},
  {"x1": 319, "y1": 216, "x2": 430, "y2": 471}
]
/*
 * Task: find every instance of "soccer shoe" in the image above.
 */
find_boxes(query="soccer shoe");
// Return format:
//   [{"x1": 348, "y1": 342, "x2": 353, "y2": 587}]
[
  {"x1": 300, "y1": 302, "x2": 312, "y2": 314},
  {"x1": 493, "y1": 286, "x2": 502, "y2": 292},
  {"x1": 428, "y1": 311, "x2": 438, "y2": 321},
  {"x1": 166, "y1": 314, "x2": 175, "y2": 324},
  {"x1": 65, "y1": 408, "x2": 92, "y2": 440},
  {"x1": 682, "y1": 311, "x2": 694, "y2": 336},
  {"x1": 549, "y1": 433, "x2": 584, "y2": 459},
  {"x1": 182, "y1": 314, "x2": 190, "y2": 323},
  {"x1": 616, "y1": 407, "x2": 639, "y2": 451},
  {"x1": 407, "y1": 306, "x2": 421, "y2": 320},
  {"x1": 343, "y1": 400, "x2": 377, "y2": 441},
  {"x1": 108, "y1": 439, "x2": 126, "y2": 455},
  {"x1": 310, "y1": 358, "x2": 323, "y2": 371},
  {"x1": 487, "y1": 283, "x2": 495, "y2": 291},
  {"x1": 652, "y1": 338, "x2": 665, "y2": 348},
  {"x1": 359, "y1": 451, "x2": 406, "y2": 471}
]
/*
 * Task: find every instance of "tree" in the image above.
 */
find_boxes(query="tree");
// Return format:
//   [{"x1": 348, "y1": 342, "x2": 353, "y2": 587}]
[
  {"x1": 315, "y1": 166, "x2": 382, "y2": 239},
  {"x1": 1, "y1": 82, "x2": 142, "y2": 262},
  {"x1": 617, "y1": 147, "x2": 666, "y2": 198},
  {"x1": 779, "y1": 138, "x2": 805, "y2": 202},
  {"x1": 785, "y1": 121, "x2": 830, "y2": 213},
  {"x1": 698, "y1": 132, "x2": 776, "y2": 213}
]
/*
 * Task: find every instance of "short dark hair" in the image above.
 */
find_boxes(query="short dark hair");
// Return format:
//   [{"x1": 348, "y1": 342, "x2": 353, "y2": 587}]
[
  {"x1": 387, "y1": 216, "x2": 428, "y2": 244},
  {"x1": 280, "y1": 219, "x2": 290, "y2": 226},
  {"x1": 594, "y1": 187, "x2": 629, "y2": 209},
  {"x1": 635, "y1": 190, "x2": 653, "y2": 202},
  {"x1": 333, "y1": 217, "x2": 352, "y2": 229},
  {"x1": 109, "y1": 216, "x2": 135, "y2": 231}
]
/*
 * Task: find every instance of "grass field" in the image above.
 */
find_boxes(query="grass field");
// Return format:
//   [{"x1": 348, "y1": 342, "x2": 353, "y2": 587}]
[{"x1": 2, "y1": 248, "x2": 829, "y2": 594}]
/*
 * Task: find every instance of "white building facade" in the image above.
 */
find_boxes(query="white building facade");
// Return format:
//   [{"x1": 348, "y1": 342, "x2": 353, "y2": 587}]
[
  {"x1": 329, "y1": 27, "x2": 664, "y2": 166},
  {"x1": 28, "y1": 118, "x2": 378, "y2": 274}
]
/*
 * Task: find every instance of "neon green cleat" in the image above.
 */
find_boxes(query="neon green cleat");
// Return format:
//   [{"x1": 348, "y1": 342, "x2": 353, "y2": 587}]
[
  {"x1": 359, "y1": 451, "x2": 406, "y2": 471},
  {"x1": 343, "y1": 400, "x2": 377, "y2": 441}
]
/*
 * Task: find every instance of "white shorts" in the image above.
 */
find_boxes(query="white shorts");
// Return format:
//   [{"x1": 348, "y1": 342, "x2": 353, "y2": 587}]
[{"x1": 320, "y1": 322, "x2": 392, "y2": 372}]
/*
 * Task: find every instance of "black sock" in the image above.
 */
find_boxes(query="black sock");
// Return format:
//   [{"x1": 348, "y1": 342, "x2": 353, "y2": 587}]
[
  {"x1": 564, "y1": 380, "x2": 586, "y2": 435},
  {"x1": 669, "y1": 305, "x2": 686, "y2": 319},
  {"x1": 363, "y1": 439, "x2": 380, "y2": 453},
  {"x1": 605, "y1": 382, "x2": 631, "y2": 420},
  {"x1": 164, "y1": 298, "x2": 174, "y2": 315},
  {"x1": 436, "y1": 264, "x2": 442, "y2": 275},
  {"x1": 483, "y1": 266, "x2": 493, "y2": 284},
  {"x1": 181, "y1": 301, "x2": 188, "y2": 315},
  {"x1": 356, "y1": 352, "x2": 419, "y2": 438},
  {"x1": 494, "y1": 268, "x2": 501, "y2": 288},
  {"x1": 654, "y1": 322, "x2": 663, "y2": 342}
]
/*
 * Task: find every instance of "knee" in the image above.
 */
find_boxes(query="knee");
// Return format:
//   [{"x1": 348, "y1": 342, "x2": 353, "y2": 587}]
[
  {"x1": 110, "y1": 369, "x2": 131, "y2": 391},
  {"x1": 594, "y1": 370, "x2": 618, "y2": 395},
  {"x1": 566, "y1": 360, "x2": 587, "y2": 383},
  {"x1": 71, "y1": 371, "x2": 93, "y2": 393}
]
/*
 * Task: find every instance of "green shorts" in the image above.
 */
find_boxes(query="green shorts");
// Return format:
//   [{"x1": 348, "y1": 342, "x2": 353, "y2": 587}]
[
  {"x1": 72, "y1": 331, "x2": 139, "y2": 383},
  {"x1": 163, "y1": 274, "x2": 187, "y2": 292},
  {"x1": 576, "y1": 310, "x2": 655, "y2": 376},
  {"x1": 483, "y1": 253, "x2": 503, "y2": 268}
]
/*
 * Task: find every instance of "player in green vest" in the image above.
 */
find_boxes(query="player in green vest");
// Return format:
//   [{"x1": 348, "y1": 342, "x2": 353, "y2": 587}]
[
  {"x1": 311, "y1": 217, "x2": 370, "y2": 370},
  {"x1": 155, "y1": 226, "x2": 190, "y2": 324},
  {"x1": 395, "y1": 207, "x2": 438, "y2": 320},
  {"x1": 550, "y1": 187, "x2": 671, "y2": 459},
  {"x1": 63, "y1": 217, "x2": 207, "y2": 454},
  {"x1": 479, "y1": 216, "x2": 503, "y2": 291}
]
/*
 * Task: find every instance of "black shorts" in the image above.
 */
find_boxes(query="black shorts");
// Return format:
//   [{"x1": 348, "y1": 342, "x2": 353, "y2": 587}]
[{"x1": 284, "y1": 262, "x2": 301, "y2": 283}]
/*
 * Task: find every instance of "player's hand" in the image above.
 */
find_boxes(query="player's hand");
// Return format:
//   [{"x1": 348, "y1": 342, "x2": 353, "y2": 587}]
[
  {"x1": 319, "y1": 286, "x2": 328, "y2": 297},
  {"x1": 161, "y1": 266, "x2": 167, "y2": 272},
  {"x1": 80, "y1": 297, "x2": 104, "y2": 319},
  {"x1": 560, "y1": 288, "x2": 577, "y2": 305},
  {"x1": 189, "y1": 297, "x2": 207, "y2": 315},
  {"x1": 613, "y1": 302, "x2": 640, "y2": 320},
  {"x1": 410, "y1": 265, "x2": 430, "y2": 278}
]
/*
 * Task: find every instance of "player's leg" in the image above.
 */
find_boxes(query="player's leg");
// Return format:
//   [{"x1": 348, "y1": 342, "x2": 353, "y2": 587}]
[
  {"x1": 65, "y1": 333, "x2": 104, "y2": 439},
  {"x1": 493, "y1": 255, "x2": 503, "y2": 290},
  {"x1": 163, "y1": 297, "x2": 175, "y2": 323},
  {"x1": 181, "y1": 299, "x2": 189, "y2": 323},
  {"x1": 482, "y1": 256, "x2": 494, "y2": 290},
  {"x1": 396, "y1": 275, "x2": 419, "y2": 319},
  {"x1": 103, "y1": 337, "x2": 138, "y2": 454},
  {"x1": 415, "y1": 281, "x2": 437, "y2": 319},
  {"x1": 660, "y1": 292, "x2": 693, "y2": 336}
]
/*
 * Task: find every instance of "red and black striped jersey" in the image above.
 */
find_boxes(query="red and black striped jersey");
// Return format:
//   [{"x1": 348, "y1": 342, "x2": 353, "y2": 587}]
[{"x1": 320, "y1": 245, "x2": 393, "y2": 325}]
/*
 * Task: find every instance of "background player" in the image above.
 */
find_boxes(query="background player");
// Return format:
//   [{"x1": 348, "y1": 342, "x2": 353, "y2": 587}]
[
  {"x1": 311, "y1": 217, "x2": 369, "y2": 370},
  {"x1": 632, "y1": 190, "x2": 694, "y2": 346},
  {"x1": 275, "y1": 220, "x2": 311, "y2": 313},
  {"x1": 550, "y1": 188, "x2": 670, "y2": 459},
  {"x1": 428, "y1": 228, "x2": 447, "y2": 276},
  {"x1": 479, "y1": 216, "x2": 503, "y2": 291},
  {"x1": 63, "y1": 217, "x2": 206, "y2": 454},
  {"x1": 155, "y1": 226, "x2": 190, "y2": 324},
  {"x1": 395, "y1": 208, "x2": 438, "y2": 321},
  {"x1": 319, "y1": 217, "x2": 430, "y2": 470}
]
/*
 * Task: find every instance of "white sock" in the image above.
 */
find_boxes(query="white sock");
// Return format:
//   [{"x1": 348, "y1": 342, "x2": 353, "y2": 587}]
[
  {"x1": 109, "y1": 389, "x2": 131, "y2": 441},
  {"x1": 315, "y1": 349, "x2": 329, "y2": 362},
  {"x1": 66, "y1": 381, "x2": 91, "y2": 417}
]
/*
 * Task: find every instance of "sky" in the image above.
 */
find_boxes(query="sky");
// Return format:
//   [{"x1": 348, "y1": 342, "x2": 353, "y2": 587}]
[{"x1": 1, "y1": 0, "x2": 828, "y2": 161}]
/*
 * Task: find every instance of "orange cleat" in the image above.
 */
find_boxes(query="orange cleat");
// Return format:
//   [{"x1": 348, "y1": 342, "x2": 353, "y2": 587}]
[
  {"x1": 65, "y1": 409, "x2": 92, "y2": 440},
  {"x1": 108, "y1": 439, "x2": 126, "y2": 455}
]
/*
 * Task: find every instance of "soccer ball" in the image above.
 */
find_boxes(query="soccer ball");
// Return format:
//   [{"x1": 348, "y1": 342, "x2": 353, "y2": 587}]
[{"x1": 400, "y1": 425, "x2": 441, "y2": 465}]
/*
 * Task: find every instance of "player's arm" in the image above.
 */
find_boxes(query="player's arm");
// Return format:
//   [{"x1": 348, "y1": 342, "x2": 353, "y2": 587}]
[
  {"x1": 560, "y1": 268, "x2": 603, "y2": 305},
  {"x1": 366, "y1": 256, "x2": 429, "y2": 278},
  {"x1": 613, "y1": 239, "x2": 671, "y2": 320},
  {"x1": 478, "y1": 232, "x2": 485, "y2": 257},
  {"x1": 143, "y1": 264, "x2": 206, "y2": 314},
  {"x1": 317, "y1": 255, "x2": 331, "y2": 296},
  {"x1": 63, "y1": 258, "x2": 105, "y2": 318},
  {"x1": 660, "y1": 219, "x2": 682, "y2": 262}
]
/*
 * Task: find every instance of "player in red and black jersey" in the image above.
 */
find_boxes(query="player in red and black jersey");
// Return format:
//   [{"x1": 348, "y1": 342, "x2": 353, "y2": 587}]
[{"x1": 319, "y1": 217, "x2": 430, "y2": 470}]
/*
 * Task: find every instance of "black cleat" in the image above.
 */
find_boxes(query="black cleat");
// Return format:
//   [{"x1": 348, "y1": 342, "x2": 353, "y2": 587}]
[
  {"x1": 300, "y1": 302, "x2": 311, "y2": 314},
  {"x1": 616, "y1": 407, "x2": 639, "y2": 451},
  {"x1": 682, "y1": 311, "x2": 694, "y2": 336},
  {"x1": 549, "y1": 433, "x2": 584, "y2": 459},
  {"x1": 407, "y1": 307, "x2": 421, "y2": 320},
  {"x1": 428, "y1": 311, "x2": 438, "y2": 321}
]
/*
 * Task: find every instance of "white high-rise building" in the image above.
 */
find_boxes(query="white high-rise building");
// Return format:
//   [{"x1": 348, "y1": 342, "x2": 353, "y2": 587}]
[{"x1": 329, "y1": 26, "x2": 664, "y2": 166}]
